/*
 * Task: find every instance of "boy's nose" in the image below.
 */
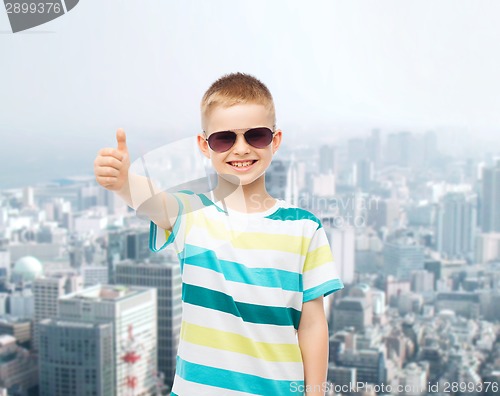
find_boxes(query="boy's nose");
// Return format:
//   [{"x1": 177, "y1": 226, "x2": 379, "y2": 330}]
[{"x1": 231, "y1": 134, "x2": 251, "y2": 154}]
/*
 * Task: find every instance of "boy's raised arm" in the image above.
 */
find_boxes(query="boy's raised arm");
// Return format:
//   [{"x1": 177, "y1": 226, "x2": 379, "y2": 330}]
[{"x1": 94, "y1": 128, "x2": 179, "y2": 231}]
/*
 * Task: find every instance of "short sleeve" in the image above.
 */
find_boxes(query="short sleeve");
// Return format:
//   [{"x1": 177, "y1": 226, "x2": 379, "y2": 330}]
[
  {"x1": 149, "y1": 191, "x2": 199, "y2": 255},
  {"x1": 302, "y1": 225, "x2": 344, "y2": 303}
]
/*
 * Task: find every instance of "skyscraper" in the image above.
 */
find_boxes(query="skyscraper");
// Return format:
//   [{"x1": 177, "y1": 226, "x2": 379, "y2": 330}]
[
  {"x1": 385, "y1": 131, "x2": 413, "y2": 167},
  {"x1": 319, "y1": 144, "x2": 336, "y2": 174},
  {"x1": 115, "y1": 256, "x2": 181, "y2": 389},
  {"x1": 32, "y1": 274, "x2": 83, "y2": 351},
  {"x1": 366, "y1": 129, "x2": 381, "y2": 168},
  {"x1": 481, "y1": 160, "x2": 500, "y2": 232},
  {"x1": 285, "y1": 154, "x2": 299, "y2": 206},
  {"x1": 58, "y1": 285, "x2": 157, "y2": 395},
  {"x1": 39, "y1": 320, "x2": 114, "y2": 396},
  {"x1": 436, "y1": 192, "x2": 477, "y2": 259},
  {"x1": 265, "y1": 160, "x2": 289, "y2": 200},
  {"x1": 354, "y1": 159, "x2": 374, "y2": 191},
  {"x1": 383, "y1": 238, "x2": 425, "y2": 281},
  {"x1": 326, "y1": 227, "x2": 355, "y2": 285},
  {"x1": 107, "y1": 228, "x2": 152, "y2": 284}
]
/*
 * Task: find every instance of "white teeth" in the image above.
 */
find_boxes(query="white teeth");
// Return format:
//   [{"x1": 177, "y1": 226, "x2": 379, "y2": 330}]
[{"x1": 230, "y1": 161, "x2": 253, "y2": 167}]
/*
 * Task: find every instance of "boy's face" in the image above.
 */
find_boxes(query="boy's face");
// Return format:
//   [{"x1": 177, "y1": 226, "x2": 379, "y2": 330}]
[{"x1": 197, "y1": 103, "x2": 282, "y2": 187}]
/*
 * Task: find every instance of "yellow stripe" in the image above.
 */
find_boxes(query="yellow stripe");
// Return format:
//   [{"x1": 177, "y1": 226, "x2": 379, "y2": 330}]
[
  {"x1": 180, "y1": 321, "x2": 302, "y2": 362},
  {"x1": 232, "y1": 233, "x2": 307, "y2": 255},
  {"x1": 303, "y1": 245, "x2": 333, "y2": 272},
  {"x1": 197, "y1": 219, "x2": 310, "y2": 256}
]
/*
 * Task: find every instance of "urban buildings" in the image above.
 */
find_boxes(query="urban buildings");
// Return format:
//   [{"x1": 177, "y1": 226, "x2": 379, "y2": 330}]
[
  {"x1": 54, "y1": 285, "x2": 158, "y2": 396},
  {"x1": 115, "y1": 256, "x2": 181, "y2": 389}
]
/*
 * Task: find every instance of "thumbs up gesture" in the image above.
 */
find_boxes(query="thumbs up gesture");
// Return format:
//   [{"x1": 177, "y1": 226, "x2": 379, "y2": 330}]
[{"x1": 94, "y1": 128, "x2": 131, "y2": 192}]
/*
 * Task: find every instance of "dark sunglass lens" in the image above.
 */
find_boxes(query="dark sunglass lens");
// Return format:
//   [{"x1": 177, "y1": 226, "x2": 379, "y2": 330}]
[
  {"x1": 208, "y1": 131, "x2": 236, "y2": 152},
  {"x1": 245, "y1": 128, "x2": 273, "y2": 148}
]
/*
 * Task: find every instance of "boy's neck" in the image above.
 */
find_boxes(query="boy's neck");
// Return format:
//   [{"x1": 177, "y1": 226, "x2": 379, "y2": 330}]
[{"x1": 211, "y1": 174, "x2": 276, "y2": 213}]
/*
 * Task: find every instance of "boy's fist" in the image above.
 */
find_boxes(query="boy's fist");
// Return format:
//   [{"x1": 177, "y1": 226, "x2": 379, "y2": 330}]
[{"x1": 94, "y1": 128, "x2": 130, "y2": 191}]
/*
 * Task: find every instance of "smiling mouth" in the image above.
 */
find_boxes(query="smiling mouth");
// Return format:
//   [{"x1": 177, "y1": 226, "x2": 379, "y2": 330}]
[{"x1": 227, "y1": 160, "x2": 257, "y2": 169}]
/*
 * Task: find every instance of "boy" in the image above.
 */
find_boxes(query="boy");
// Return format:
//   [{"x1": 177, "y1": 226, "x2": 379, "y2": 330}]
[{"x1": 94, "y1": 73, "x2": 344, "y2": 395}]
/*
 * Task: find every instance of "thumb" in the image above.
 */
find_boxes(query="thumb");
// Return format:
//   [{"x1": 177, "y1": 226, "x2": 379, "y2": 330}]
[{"x1": 116, "y1": 128, "x2": 128, "y2": 153}]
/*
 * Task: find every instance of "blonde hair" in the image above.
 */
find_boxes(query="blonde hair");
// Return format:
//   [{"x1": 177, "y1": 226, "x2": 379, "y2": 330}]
[{"x1": 201, "y1": 72, "x2": 276, "y2": 130}]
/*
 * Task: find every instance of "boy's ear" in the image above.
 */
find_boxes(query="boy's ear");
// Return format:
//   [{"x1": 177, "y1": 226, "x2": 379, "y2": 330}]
[
  {"x1": 197, "y1": 133, "x2": 211, "y2": 159},
  {"x1": 272, "y1": 129, "x2": 283, "y2": 155}
]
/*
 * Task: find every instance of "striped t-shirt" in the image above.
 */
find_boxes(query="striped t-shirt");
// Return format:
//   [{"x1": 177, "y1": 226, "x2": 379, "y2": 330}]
[{"x1": 149, "y1": 191, "x2": 344, "y2": 395}]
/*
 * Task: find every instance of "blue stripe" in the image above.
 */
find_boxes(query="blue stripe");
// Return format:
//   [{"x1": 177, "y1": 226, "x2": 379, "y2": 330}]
[
  {"x1": 181, "y1": 244, "x2": 302, "y2": 292},
  {"x1": 183, "y1": 284, "x2": 301, "y2": 328},
  {"x1": 178, "y1": 190, "x2": 227, "y2": 213},
  {"x1": 148, "y1": 194, "x2": 184, "y2": 252},
  {"x1": 303, "y1": 278, "x2": 344, "y2": 302},
  {"x1": 197, "y1": 193, "x2": 227, "y2": 212},
  {"x1": 176, "y1": 355, "x2": 304, "y2": 395},
  {"x1": 265, "y1": 207, "x2": 322, "y2": 229}
]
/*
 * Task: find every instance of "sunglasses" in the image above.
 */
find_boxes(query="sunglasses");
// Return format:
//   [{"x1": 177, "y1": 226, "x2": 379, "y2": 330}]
[{"x1": 204, "y1": 127, "x2": 275, "y2": 153}]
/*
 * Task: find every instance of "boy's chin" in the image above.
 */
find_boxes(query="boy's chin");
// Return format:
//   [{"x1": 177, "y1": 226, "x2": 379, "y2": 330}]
[
  {"x1": 219, "y1": 173, "x2": 243, "y2": 185},
  {"x1": 218, "y1": 173, "x2": 255, "y2": 186}
]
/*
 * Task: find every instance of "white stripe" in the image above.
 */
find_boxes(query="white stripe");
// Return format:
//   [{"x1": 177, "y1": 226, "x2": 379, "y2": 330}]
[
  {"x1": 185, "y1": 230, "x2": 305, "y2": 272},
  {"x1": 303, "y1": 263, "x2": 341, "y2": 291},
  {"x1": 201, "y1": 207, "x2": 318, "y2": 236},
  {"x1": 182, "y1": 303, "x2": 298, "y2": 344},
  {"x1": 177, "y1": 341, "x2": 304, "y2": 381},
  {"x1": 172, "y1": 374, "x2": 256, "y2": 396},
  {"x1": 183, "y1": 265, "x2": 303, "y2": 311}
]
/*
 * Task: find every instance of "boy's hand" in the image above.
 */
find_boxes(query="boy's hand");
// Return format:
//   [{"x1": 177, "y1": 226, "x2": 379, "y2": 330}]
[{"x1": 94, "y1": 128, "x2": 130, "y2": 192}]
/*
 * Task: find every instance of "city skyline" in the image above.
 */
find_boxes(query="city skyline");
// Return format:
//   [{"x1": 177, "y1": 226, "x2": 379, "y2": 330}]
[
  {"x1": 2, "y1": 0, "x2": 500, "y2": 191},
  {"x1": 1, "y1": 130, "x2": 500, "y2": 395}
]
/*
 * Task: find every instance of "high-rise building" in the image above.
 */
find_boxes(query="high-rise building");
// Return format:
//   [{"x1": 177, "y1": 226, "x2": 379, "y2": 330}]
[
  {"x1": 436, "y1": 192, "x2": 477, "y2": 259},
  {"x1": 319, "y1": 145, "x2": 336, "y2": 174},
  {"x1": 481, "y1": 160, "x2": 500, "y2": 232},
  {"x1": 22, "y1": 187, "x2": 34, "y2": 208},
  {"x1": 333, "y1": 297, "x2": 372, "y2": 332},
  {"x1": 9, "y1": 288, "x2": 34, "y2": 319},
  {"x1": 285, "y1": 154, "x2": 300, "y2": 206},
  {"x1": 347, "y1": 138, "x2": 366, "y2": 164},
  {"x1": 354, "y1": 159, "x2": 374, "y2": 191},
  {"x1": 0, "y1": 335, "x2": 38, "y2": 392},
  {"x1": 328, "y1": 366, "x2": 356, "y2": 390},
  {"x1": 326, "y1": 228, "x2": 355, "y2": 285},
  {"x1": 82, "y1": 265, "x2": 109, "y2": 287},
  {"x1": 58, "y1": 285, "x2": 158, "y2": 395},
  {"x1": 107, "y1": 228, "x2": 152, "y2": 284},
  {"x1": 475, "y1": 233, "x2": 500, "y2": 263},
  {"x1": 0, "y1": 317, "x2": 31, "y2": 346},
  {"x1": 383, "y1": 239, "x2": 425, "y2": 281},
  {"x1": 32, "y1": 274, "x2": 83, "y2": 350},
  {"x1": 435, "y1": 292, "x2": 480, "y2": 319},
  {"x1": 39, "y1": 319, "x2": 114, "y2": 396},
  {"x1": 337, "y1": 348, "x2": 387, "y2": 385},
  {"x1": 385, "y1": 132, "x2": 412, "y2": 167},
  {"x1": 366, "y1": 129, "x2": 381, "y2": 168},
  {"x1": 265, "y1": 160, "x2": 289, "y2": 200},
  {"x1": 423, "y1": 131, "x2": 438, "y2": 165},
  {"x1": 0, "y1": 249, "x2": 10, "y2": 282},
  {"x1": 115, "y1": 256, "x2": 181, "y2": 388},
  {"x1": 411, "y1": 270, "x2": 435, "y2": 294},
  {"x1": 393, "y1": 362, "x2": 428, "y2": 396},
  {"x1": 367, "y1": 199, "x2": 400, "y2": 232}
]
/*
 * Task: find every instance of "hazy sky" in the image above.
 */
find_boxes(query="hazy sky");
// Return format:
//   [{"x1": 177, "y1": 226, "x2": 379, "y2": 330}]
[{"x1": 1, "y1": 0, "x2": 500, "y2": 187}]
